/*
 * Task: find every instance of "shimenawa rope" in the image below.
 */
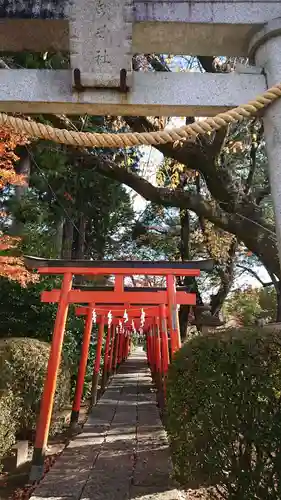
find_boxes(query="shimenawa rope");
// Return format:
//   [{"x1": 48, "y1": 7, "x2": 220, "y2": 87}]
[{"x1": 0, "y1": 83, "x2": 281, "y2": 148}]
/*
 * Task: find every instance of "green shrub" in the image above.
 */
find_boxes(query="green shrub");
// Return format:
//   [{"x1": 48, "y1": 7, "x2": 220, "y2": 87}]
[
  {"x1": 0, "y1": 337, "x2": 71, "y2": 436},
  {"x1": 166, "y1": 327, "x2": 281, "y2": 499},
  {"x1": 0, "y1": 390, "x2": 20, "y2": 469}
]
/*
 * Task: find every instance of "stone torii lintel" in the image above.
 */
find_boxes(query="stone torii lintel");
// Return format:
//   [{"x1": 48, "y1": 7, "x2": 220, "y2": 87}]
[{"x1": 0, "y1": 1, "x2": 281, "y2": 56}]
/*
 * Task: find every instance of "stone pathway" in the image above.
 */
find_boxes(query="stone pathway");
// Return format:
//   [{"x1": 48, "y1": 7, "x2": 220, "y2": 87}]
[{"x1": 30, "y1": 348, "x2": 183, "y2": 500}]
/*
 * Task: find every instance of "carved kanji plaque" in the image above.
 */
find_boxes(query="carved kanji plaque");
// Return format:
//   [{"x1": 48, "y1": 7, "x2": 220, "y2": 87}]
[{"x1": 69, "y1": 0, "x2": 133, "y2": 88}]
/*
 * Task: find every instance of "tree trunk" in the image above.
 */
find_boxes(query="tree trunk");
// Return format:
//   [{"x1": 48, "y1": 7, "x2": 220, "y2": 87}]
[
  {"x1": 210, "y1": 239, "x2": 238, "y2": 316},
  {"x1": 55, "y1": 217, "x2": 64, "y2": 258},
  {"x1": 178, "y1": 209, "x2": 193, "y2": 342},
  {"x1": 61, "y1": 218, "x2": 74, "y2": 259},
  {"x1": 276, "y1": 282, "x2": 281, "y2": 322},
  {"x1": 72, "y1": 214, "x2": 86, "y2": 260},
  {"x1": 72, "y1": 214, "x2": 87, "y2": 285}
]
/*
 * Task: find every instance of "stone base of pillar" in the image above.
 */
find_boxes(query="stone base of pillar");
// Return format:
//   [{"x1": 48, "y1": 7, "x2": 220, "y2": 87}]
[{"x1": 91, "y1": 372, "x2": 99, "y2": 407}]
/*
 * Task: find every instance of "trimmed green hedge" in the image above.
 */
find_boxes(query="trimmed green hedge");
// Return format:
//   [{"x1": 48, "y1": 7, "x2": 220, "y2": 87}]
[
  {"x1": 0, "y1": 338, "x2": 71, "y2": 466},
  {"x1": 166, "y1": 328, "x2": 281, "y2": 499},
  {"x1": 0, "y1": 390, "x2": 20, "y2": 470}
]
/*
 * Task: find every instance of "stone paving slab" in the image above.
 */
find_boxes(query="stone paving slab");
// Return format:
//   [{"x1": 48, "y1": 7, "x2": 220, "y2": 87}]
[
  {"x1": 31, "y1": 497, "x2": 77, "y2": 500},
  {"x1": 30, "y1": 348, "x2": 181, "y2": 500},
  {"x1": 130, "y1": 486, "x2": 183, "y2": 500}
]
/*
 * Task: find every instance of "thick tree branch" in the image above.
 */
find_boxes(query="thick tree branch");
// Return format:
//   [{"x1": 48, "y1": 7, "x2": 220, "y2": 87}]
[
  {"x1": 236, "y1": 264, "x2": 273, "y2": 287},
  {"x1": 145, "y1": 54, "x2": 171, "y2": 72},
  {"x1": 126, "y1": 117, "x2": 273, "y2": 239},
  {"x1": 93, "y1": 154, "x2": 279, "y2": 277},
  {"x1": 244, "y1": 122, "x2": 263, "y2": 194},
  {"x1": 197, "y1": 56, "x2": 216, "y2": 73},
  {"x1": 210, "y1": 238, "x2": 238, "y2": 315},
  {"x1": 125, "y1": 115, "x2": 237, "y2": 208},
  {"x1": 41, "y1": 110, "x2": 279, "y2": 279},
  {"x1": 210, "y1": 127, "x2": 228, "y2": 155},
  {"x1": 196, "y1": 174, "x2": 238, "y2": 314}
]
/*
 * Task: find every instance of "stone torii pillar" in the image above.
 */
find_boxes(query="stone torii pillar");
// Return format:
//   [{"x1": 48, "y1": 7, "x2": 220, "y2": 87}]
[{"x1": 249, "y1": 19, "x2": 281, "y2": 271}]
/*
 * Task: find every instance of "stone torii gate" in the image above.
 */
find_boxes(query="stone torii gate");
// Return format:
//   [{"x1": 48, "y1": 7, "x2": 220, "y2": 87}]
[{"x1": 0, "y1": 1, "x2": 281, "y2": 265}]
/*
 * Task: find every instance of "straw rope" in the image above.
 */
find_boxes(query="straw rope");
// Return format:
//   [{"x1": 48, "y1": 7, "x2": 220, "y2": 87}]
[{"x1": 0, "y1": 83, "x2": 281, "y2": 148}]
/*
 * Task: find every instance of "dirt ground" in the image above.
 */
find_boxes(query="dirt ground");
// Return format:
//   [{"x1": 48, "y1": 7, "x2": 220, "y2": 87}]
[{"x1": 184, "y1": 488, "x2": 213, "y2": 499}]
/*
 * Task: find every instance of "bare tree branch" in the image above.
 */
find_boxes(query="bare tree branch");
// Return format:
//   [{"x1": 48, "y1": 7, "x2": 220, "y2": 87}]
[{"x1": 236, "y1": 264, "x2": 273, "y2": 287}]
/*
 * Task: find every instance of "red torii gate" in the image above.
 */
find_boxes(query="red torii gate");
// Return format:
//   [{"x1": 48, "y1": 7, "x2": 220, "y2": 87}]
[
  {"x1": 24, "y1": 256, "x2": 213, "y2": 480},
  {"x1": 74, "y1": 304, "x2": 169, "y2": 416}
]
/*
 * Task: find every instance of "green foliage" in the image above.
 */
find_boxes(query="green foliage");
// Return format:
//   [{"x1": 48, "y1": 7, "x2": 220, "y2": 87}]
[
  {"x1": 0, "y1": 276, "x2": 57, "y2": 340},
  {"x1": 0, "y1": 276, "x2": 102, "y2": 401},
  {"x1": 0, "y1": 390, "x2": 20, "y2": 469},
  {"x1": 0, "y1": 276, "x2": 84, "y2": 363},
  {"x1": 0, "y1": 337, "x2": 71, "y2": 437},
  {"x1": 166, "y1": 327, "x2": 281, "y2": 499},
  {"x1": 259, "y1": 287, "x2": 277, "y2": 322},
  {"x1": 224, "y1": 286, "x2": 277, "y2": 325}
]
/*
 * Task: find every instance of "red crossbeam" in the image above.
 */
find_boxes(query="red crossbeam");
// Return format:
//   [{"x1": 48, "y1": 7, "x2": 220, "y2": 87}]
[
  {"x1": 41, "y1": 289, "x2": 196, "y2": 305},
  {"x1": 37, "y1": 267, "x2": 200, "y2": 277},
  {"x1": 77, "y1": 305, "x2": 163, "y2": 313},
  {"x1": 75, "y1": 306, "x2": 169, "y2": 318}
]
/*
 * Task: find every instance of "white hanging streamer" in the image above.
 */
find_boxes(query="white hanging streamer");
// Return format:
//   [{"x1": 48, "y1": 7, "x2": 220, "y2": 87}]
[
  {"x1": 108, "y1": 310, "x2": 112, "y2": 327},
  {"x1": 123, "y1": 309, "x2": 128, "y2": 323},
  {"x1": 140, "y1": 308, "x2": 145, "y2": 327},
  {"x1": 92, "y1": 308, "x2": 97, "y2": 324}
]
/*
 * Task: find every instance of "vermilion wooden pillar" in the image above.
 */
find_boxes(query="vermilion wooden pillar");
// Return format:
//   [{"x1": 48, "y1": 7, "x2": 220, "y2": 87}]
[
  {"x1": 161, "y1": 307, "x2": 169, "y2": 369},
  {"x1": 125, "y1": 331, "x2": 129, "y2": 360},
  {"x1": 30, "y1": 272, "x2": 72, "y2": 481},
  {"x1": 108, "y1": 325, "x2": 116, "y2": 374},
  {"x1": 91, "y1": 314, "x2": 105, "y2": 406},
  {"x1": 167, "y1": 274, "x2": 181, "y2": 356},
  {"x1": 101, "y1": 323, "x2": 112, "y2": 391},
  {"x1": 150, "y1": 326, "x2": 156, "y2": 375},
  {"x1": 129, "y1": 332, "x2": 133, "y2": 355},
  {"x1": 125, "y1": 331, "x2": 130, "y2": 358},
  {"x1": 117, "y1": 327, "x2": 123, "y2": 365},
  {"x1": 71, "y1": 303, "x2": 94, "y2": 426},
  {"x1": 154, "y1": 316, "x2": 162, "y2": 390},
  {"x1": 155, "y1": 318, "x2": 161, "y2": 371},
  {"x1": 122, "y1": 330, "x2": 126, "y2": 362},
  {"x1": 160, "y1": 303, "x2": 169, "y2": 399},
  {"x1": 149, "y1": 329, "x2": 152, "y2": 368},
  {"x1": 113, "y1": 326, "x2": 119, "y2": 373},
  {"x1": 123, "y1": 331, "x2": 129, "y2": 361},
  {"x1": 146, "y1": 330, "x2": 151, "y2": 367},
  {"x1": 149, "y1": 329, "x2": 153, "y2": 368},
  {"x1": 153, "y1": 325, "x2": 157, "y2": 373},
  {"x1": 120, "y1": 330, "x2": 124, "y2": 362}
]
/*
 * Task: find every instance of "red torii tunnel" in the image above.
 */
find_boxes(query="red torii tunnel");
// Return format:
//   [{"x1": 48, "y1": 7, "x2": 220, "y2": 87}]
[{"x1": 24, "y1": 256, "x2": 213, "y2": 480}]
